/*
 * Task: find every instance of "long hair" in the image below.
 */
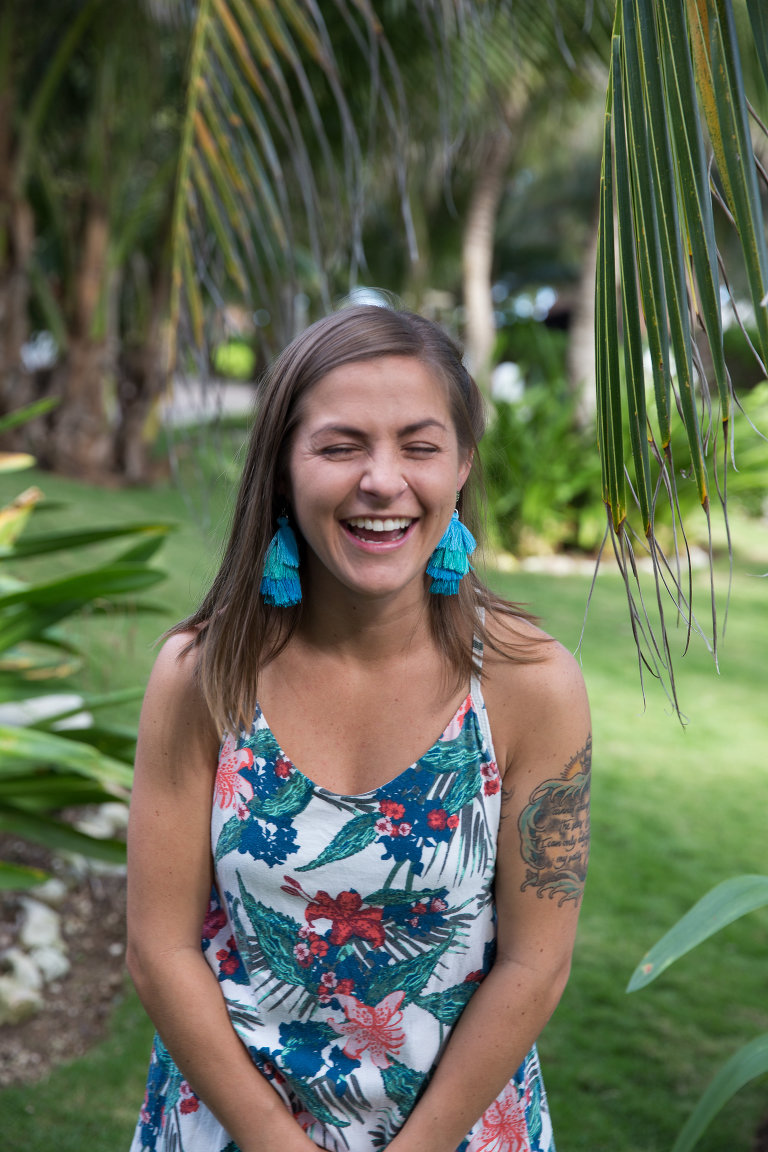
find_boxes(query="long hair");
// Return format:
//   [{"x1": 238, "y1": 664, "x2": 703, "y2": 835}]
[{"x1": 172, "y1": 305, "x2": 541, "y2": 734}]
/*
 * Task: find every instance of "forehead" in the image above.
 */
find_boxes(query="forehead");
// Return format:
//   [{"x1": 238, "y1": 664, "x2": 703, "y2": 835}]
[{"x1": 296, "y1": 356, "x2": 452, "y2": 429}]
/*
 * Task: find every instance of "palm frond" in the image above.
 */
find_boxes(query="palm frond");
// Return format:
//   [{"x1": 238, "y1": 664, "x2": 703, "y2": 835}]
[{"x1": 597, "y1": 0, "x2": 768, "y2": 714}]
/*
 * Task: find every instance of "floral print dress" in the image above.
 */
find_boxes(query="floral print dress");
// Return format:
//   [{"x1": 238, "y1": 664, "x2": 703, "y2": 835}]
[{"x1": 130, "y1": 643, "x2": 555, "y2": 1152}]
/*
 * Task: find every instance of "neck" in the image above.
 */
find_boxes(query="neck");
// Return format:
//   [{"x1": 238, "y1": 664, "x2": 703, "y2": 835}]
[{"x1": 296, "y1": 572, "x2": 434, "y2": 664}]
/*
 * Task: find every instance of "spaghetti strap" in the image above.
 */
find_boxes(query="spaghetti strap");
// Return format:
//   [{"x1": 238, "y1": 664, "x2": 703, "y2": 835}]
[{"x1": 470, "y1": 614, "x2": 496, "y2": 766}]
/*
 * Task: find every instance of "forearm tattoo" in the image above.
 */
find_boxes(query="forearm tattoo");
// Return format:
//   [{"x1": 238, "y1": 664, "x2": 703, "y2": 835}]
[{"x1": 516, "y1": 735, "x2": 591, "y2": 906}]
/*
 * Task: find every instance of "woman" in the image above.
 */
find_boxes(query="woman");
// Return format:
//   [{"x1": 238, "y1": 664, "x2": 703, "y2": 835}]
[{"x1": 127, "y1": 305, "x2": 591, "y2": 1152}]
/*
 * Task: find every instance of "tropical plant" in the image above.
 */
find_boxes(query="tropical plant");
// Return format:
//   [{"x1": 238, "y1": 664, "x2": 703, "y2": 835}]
[
  {"x1": 0, "y1": 0, "x2": 185, "y2": 481},
  {"x1": 481, "y1": 322, "x2": 605, "y2": 555},
  {"x1": 164, "y1": 0, "x2": 768, "y2": 711},
  {"x1": 0, "y1": 404, "x2": 171, "y2": 888},
  {"x1": 628, "y1": 875, "x2": 768, "y2": 1152}
]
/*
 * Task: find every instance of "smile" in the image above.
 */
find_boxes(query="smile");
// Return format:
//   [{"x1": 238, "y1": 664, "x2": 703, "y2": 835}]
[{"x1": 343, "y1": 517, "x2": 415, "y2": 544}]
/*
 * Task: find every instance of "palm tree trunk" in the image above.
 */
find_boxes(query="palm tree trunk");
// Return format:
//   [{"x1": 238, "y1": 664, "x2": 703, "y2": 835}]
[
  {"x1": 47, "y1": 199, "x2": 113, "y2": 476},
  {"x1": 461, "y1": 129, "x2": 514, "y2": 394},
  {"x1": 0, "y1": 37, "x2": 34, "y2": 427},
  {"x1": 115, "y1": 267, "x2": 170, "y2": 483},
  {"x1": 566, "y1": 209, "x2": 600, "y2": 428}
]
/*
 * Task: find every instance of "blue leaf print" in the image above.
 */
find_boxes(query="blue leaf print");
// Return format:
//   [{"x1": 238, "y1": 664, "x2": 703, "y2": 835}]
[
  {"x1": 278, "y1": 1020, "x2": 337, "y2": 1079},
  {"x1": 215, "y1": 814, "x2": 245, "y2": 862},
  {"x1": 326, "y1": 1046, "x2": 361, "y2": 1097},
  {"x1": 236, "y1": 812, "x2": 298, "y2": 866},
  {"x1": 380, "y1": 1057, "x2": 424, "y2": 1111},
  {"x1": 414, "y1": 980, "x2": 477, "y2": 1024},
  {"x1": 236, "y1": 873, "x2": 308, "y2": 987},
  {"x1": 527, "y1": 1073, "x2": 544, "y2": 1144},
  {"x1": 364, "y1": 887, "x2": 447, "y2": 907},
  {"x1": 443, "y1": 766, "x2": 482, "y2": 815},
  {"x1": 367, "y1": 931, "x2": 457, "y2": 1004},
  {"x1": 296, "y1": 812, "x2": 379, "y2": 871},
  {"x1": 416, "y1": 715, "x2": 479, "y2": 775},
  {"x1": 256, "y1": 770, "x2": 314, "y2": 818}
]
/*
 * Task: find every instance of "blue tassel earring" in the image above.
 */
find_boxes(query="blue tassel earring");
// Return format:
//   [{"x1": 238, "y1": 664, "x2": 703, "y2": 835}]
[
  {"x1": 260, "y1": 515, "x2": 302, "y2": 606},
  {"x1": 426, "y1": 508, "x2": 477, "y2": 596}
]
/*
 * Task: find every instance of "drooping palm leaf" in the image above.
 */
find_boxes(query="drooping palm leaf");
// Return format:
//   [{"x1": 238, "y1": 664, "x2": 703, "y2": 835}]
[
  {"x1": 597, "y1": 0, "x2": 768, "y2": 712},
  {"x1": 168, "y1": 0, "x2": 410, "y2": 364},
  {"x1": 169, "y1": 0, "x2": 767, "y2": 710}
]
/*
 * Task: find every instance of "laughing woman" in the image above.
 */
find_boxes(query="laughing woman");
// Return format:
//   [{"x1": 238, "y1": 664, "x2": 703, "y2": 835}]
[{"x1": 126, "y1": 305, "x2": 591, "y2": 1152}]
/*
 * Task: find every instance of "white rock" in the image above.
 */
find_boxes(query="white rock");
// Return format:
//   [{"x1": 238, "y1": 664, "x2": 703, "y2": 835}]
[
  {"x1": 33, "y1": 877, "x2": 69, "y2": 908},
  {"x1": 30, "y1": 945, "x2": 70, "y2": 982},
  {"x1": 74, "y1": 811, "x2": 115, "y2": 839},
  {"x1": 19, "y1": 897, "x2": 64, "y2": 951},
  {"x1": 0, "y1": 693, "x2": 91, "y2": 728},
  {"x1": 99, "y1": 801, "x2": 130, "y2": 833},
  {"x1": 0, "y1": 975, "x2": 43, "y2": 1025},
  {"x1": 1, "y1": 947, "x2": 43, "y2": 992}
]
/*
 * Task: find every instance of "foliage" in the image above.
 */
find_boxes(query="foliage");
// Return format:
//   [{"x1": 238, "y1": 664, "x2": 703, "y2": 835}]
[
  {"x1": 628, "y1": 876, "x2": 768, "y2": 1152},
  {"x1": 0, "y1": 420, "x2": 171, "y2": 887},
  {"x1": 596, "y1": 0, "x2": 768, "y2": 712},
  {"x1": 481, "y1": 321, "x2": 605, "y2": 555},
  {"x1": 3, "y1": 494, "x2": 768, "y2": 1146}
]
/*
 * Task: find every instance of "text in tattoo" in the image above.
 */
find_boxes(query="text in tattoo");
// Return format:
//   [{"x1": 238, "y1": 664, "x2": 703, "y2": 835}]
[{"x1": 517, "y1": 735, "x2": 591, "y2": 905}]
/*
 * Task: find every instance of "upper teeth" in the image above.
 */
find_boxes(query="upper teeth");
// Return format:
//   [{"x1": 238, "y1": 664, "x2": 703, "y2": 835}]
[{"x1": 347, "y1": 517, "x2": 412, "y2": 532}]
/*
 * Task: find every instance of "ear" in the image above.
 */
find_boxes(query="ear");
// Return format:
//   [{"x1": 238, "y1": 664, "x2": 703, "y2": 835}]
[{"x1": 457, "y1": 449, "x2": 474, "y2": 491}]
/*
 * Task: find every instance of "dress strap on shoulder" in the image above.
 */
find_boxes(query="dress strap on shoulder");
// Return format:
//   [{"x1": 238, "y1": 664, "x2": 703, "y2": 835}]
[{"x1": 470, "y1": 609, "x2": 496, "y2": 762}]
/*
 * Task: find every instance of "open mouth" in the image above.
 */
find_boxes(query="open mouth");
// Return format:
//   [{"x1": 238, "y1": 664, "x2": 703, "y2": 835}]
[{"x1": 344, "y1": 516, "x2": 415, "y2": 543}]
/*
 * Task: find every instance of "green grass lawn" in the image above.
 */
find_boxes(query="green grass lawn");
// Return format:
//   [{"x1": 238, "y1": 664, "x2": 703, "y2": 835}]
[{"x1": 1, "y1": 459, "x2": 767, "y2": 1152}]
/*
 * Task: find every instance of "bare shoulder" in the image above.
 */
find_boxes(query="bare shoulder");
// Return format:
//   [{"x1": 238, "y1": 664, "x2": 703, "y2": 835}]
[
  {"x1": 482, "y1": 609, "x2": 590, "y2": 775},
  {"x1": 137, "y1": 629, "x2": 219, "y2": 779}
]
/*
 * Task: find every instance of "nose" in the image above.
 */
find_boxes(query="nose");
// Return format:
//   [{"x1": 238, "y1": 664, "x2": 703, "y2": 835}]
[{"x1": 358, "y1": 448, "x2": 408, "y2": 503}]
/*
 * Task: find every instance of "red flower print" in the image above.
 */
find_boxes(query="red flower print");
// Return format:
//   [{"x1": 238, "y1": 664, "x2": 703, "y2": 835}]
[
  {"x1": 179, "y1": 1082, "x2": 200, "y2": 1114},
  {"x1": 275, "y1": 757, "x2": 292, "y2": 779},
  {"x1": 430, "y1": 897, "x2": 447, "y2": 913},
  {"x1": 336, "y1": 978, "x2": 354, "y2": 996},
  {"x1": 305, "y1": 890, "x2": 385, "y2": 948},
  {"x1": 398, "y1": 822, "x2": 412, "y2": 836},
  {"x1": 202, "y1": 905, "x2": 227, "y2": 939},
  {"x1": 446, "y1": 813, "x2": 460, "y2": 829},
  {"x1": 427, "y1": 808, "x2": 447, "y2": 830},
  {"x1": 464, "y1": 970, "x2": 485, "y2": 984},
  {"x1": 411, "y1": 902, "x2": 428, "y2": 916},
  {"x1": 294, "y1": 942, "x2": 312, "y2": 967},
  {"x1": 309, "y1": 935, "x2": 329, "y2": 957},
  {"x1": 468, "y1": 1080, "x2": 530, "y2": 1152},
  {"x1": 375, "y1": 817, "x2": 395, "y2": 836},
  {"x1": 216, "y1": 936, "x2": 241, "y2": 976},
  {"x1": 481, "y1": 761, "x2": 501, "y2": 796},
  {"x1": 215, "y1": 735, "x2": 254, "y2": 809},
  {"x1": 379, "y1": 800, "x2": 405, "y2": 820},
  {"x1": 330, "y1": 990, "x2": 406, "y2": 1069}
]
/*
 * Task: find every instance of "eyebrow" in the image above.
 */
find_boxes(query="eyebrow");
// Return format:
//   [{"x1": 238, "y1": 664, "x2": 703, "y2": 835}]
[{"x1": 309, "y1": 418, "x2": 448, "y2": 440}]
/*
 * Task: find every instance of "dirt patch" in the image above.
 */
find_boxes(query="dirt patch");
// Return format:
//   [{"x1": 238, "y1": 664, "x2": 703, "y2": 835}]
[{"x1": 0, "y1": 834, "x2": 128, "y2": 1087}]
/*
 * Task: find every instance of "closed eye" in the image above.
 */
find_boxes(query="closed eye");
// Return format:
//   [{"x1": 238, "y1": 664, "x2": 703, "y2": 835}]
[
  {"x1": 320, "y1": 444, "x2": 362, "y2": 457},
  {"x1": 403, "y1": 443, "x2": 440, "y2": 455}
]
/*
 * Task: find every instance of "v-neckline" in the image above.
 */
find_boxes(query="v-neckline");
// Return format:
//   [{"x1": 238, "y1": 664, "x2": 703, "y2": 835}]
[{"x1": 254, "y1": 690, "x2": 474, "y2": 801}]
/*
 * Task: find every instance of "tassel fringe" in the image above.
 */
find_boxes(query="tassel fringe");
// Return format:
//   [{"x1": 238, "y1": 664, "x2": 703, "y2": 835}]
[
  {"x1": 426, "y1": 510, "x2": 476, "y2": 596},
  {"x1": 260, "y1": 516, "x2": 302, "y2": 606}
]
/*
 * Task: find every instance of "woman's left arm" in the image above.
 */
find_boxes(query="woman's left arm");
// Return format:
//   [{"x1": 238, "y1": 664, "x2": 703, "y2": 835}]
[{"x1": 388, "y1": 641, "x2": 591, "y2": 1152}]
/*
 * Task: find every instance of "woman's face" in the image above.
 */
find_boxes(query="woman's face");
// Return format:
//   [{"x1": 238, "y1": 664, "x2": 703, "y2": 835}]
[{"x1": 286, "y1": 355, "x2": 472, "y2": 603}]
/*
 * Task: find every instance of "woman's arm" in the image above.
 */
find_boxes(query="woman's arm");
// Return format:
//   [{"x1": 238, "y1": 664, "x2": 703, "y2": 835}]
[
  {"x1": 126, "y1": 634, "x2": 318, "y2": 1152},
  {"x1": 387, "y1": 640, "x2": 591, "y2": 1152}
]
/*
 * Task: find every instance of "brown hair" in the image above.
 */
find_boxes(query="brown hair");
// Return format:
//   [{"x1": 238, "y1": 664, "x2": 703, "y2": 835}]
[{"x1": 172, "y1": 304, "x2": 541, "y2": 734}]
